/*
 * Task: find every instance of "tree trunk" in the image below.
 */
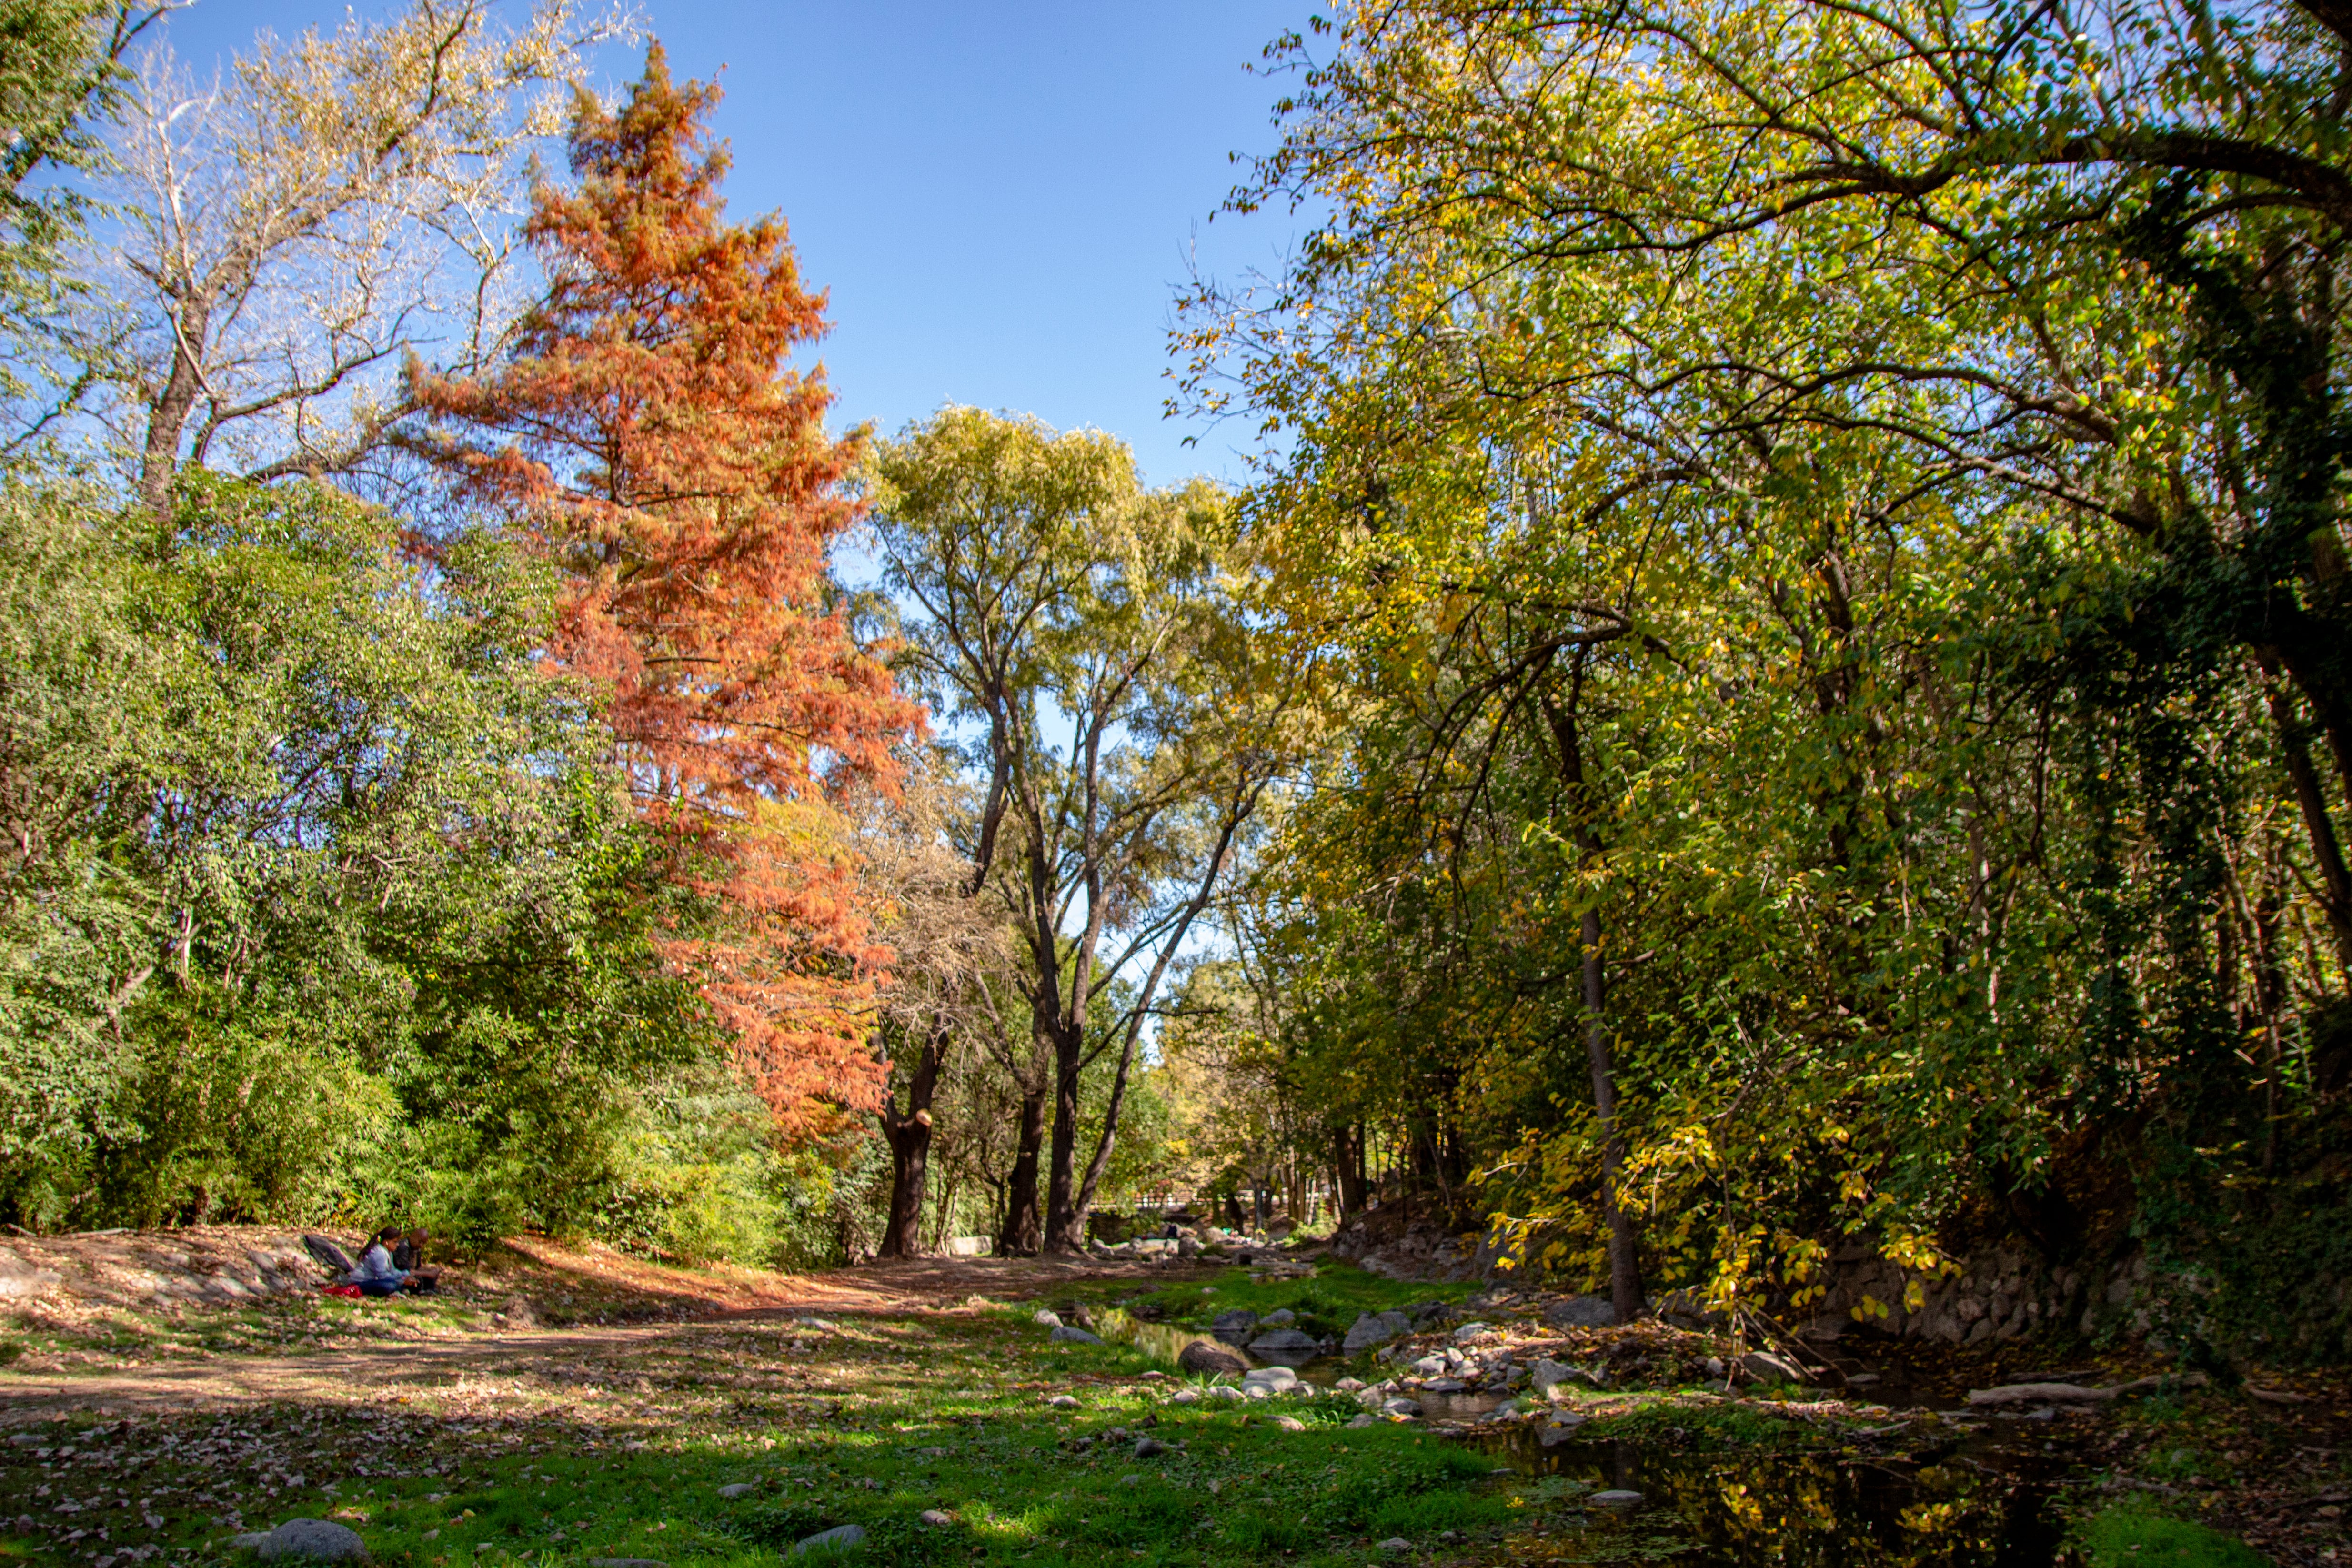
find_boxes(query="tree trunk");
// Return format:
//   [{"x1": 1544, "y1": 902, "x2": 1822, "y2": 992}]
[
  {"x1": 1043, "y1": 1016, "x2": 1089, "y2": 1254},
  {"x1": 1582, "y1": 904, "x2": 1644, "y2": 1324},
  {"x1": 141, "y1": 293, "x2": 211, "y2": 523},
  {"x1": 876, "y1": 1021, "x2": 949, "y2": 1260},
  {"x1": 2255, "y1": 653, "x2": 2352, "y2": 974},
  {"x1": 1333, "y1": 1122, "x2": 1368, "y2": 1220},
  {"x1": 1543, "y1": 670, "x2": 1645, "y2": 1325},
  {"x1": 999, "y1": 1084, "x2": 1047, "y2": 1256}
]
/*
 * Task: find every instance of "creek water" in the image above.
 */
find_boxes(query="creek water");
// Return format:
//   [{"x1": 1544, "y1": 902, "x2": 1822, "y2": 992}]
[
  {"x1": 1478, "y1": 1427, "x2": 2071, "y2": 1566},
  {"x1": 1103, "y1": 1312, "x2": 2081, "y2": 1565}
]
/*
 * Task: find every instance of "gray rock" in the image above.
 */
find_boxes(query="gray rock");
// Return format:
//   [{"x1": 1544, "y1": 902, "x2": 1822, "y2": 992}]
[
  {"x1": 1334, "y1": 1377, "x2": 1366, "y2": 1393},
  {"x1": 1209, "y1": 1308, "x2": 1260, "y2": 1345},
  {"x1": 1261, "y1": 1308, "x2": 1296, "y2": 1326},
  {"x1": 1345, "y1": 1413, "x2": 1377, "y2": 1428},
  {"x1": 1343, "y1": 1310, "x2": 1412, "y2": 1354},
  {"x1": 231, "y1": 1535, "x2": 271, "y2": 1552},
  {"x1": 1450, "y1": 1321, "x2": 1490, "y2": 1343},
  {"x1": 1044, "y1": 1394, "x2": 1080, "y2": 1408},
  {"x1": 1544, "y1": 1295, "x2": 1615, "y2": 1328},
  {"x1": 918, "y1": 1510, "x2": 953, "y2": 1527},
  {"x1": 1133, "y1": 1437, "x2": 1166, "y2": 1458},
  {"x1": 1381, "y1": 1397, "x2": 1423, "y2": 1417},
  {"x1": 1241, "y1": 1364, "x2": 1299, "y2": 1390},
  {"x1": 1591, "y1": 1489, "x2": 1642, "y2": 1508},
  {"x1": 1176, "y1": 1238, "x2": 1201, "y2": 1258},
  {"x1": 1033, "y1": 1309, "x2": 1062, "y2": 1327},
  {"x1": 1537, "y1": 1411, "x2": 1589, "y2": 1446},
  {"x1": 301, "y1": 1235, "x2": 358, "y2": 1275},
  {"x1": 1421, "y1": 1377, "x2": 1465, "y2": 1393},
  {"x1": 1246, "y1": 1327, "x2": 1322, "y2": 1366},
  {"x1": 717, "y1": 1483, "x2": 755, "y2": 1499},
  {"x1": 252, "y1": 1519, "x2": 367, "y2": 1562},
  {"x1": 1378, "y1": 1539, "x2": 1413, "y2": 1553},
  {"x1": 1269, "y1": 1414, "x2": 1307, "y2": 1431},
  {"x1": 1529, "y1": 1358, "x2": 1573, "y2": 1395},
  {"x1": 1169, "y1": 1389, "x2": 1201, "y2": 1405},
  {"x1": 1178, "y1": 1339, "x2": 1248, "y2": 1377},
  {"x1": 1049, "y1": 1325, "x2": 1105, "y2": 1345},
  {"x1": 1740, "y1": 1350, "x2": 1806, "y2": 1384},
  {"x1": 0, "y1": 1248, "x2": 62, "y2": 1301},
  {"x1": 791, "y1": 1524, "x2": 867, "y2": 1556},
  {"x1": 1206, "y1": 1385, "x2": 1247, "y2": 1402}
]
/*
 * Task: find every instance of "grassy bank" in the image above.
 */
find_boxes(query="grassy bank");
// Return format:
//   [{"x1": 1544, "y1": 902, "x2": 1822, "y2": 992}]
[{"x1": 0, "y1": 1259, "x2": 2313, "y2": 1568}]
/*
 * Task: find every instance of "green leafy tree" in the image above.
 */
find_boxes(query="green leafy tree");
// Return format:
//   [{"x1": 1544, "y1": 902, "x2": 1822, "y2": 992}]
[{"x1": 867, "y1": 409, "x2": 1287, "y2": 1254}]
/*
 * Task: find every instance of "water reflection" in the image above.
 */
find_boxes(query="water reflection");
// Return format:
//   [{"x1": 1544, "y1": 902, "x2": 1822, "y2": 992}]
[{"x1": 1481, "y1": 1435, "x2": 2063, "y2": 1567}]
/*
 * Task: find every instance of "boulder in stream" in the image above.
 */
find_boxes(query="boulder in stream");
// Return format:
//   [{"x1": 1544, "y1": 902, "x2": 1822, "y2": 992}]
[
  {"x1": 1178, "y1": 1338, "x2": 1249, "y2": 1376},
  {"x1": 1343, "y1": 1310, "x2": 1411, "y2": 1354}
]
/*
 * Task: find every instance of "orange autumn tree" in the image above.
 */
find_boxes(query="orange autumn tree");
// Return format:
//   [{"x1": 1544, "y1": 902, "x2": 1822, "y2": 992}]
[{"x1": 410, "y1": 43, "x2": 919, "y2": 1130}]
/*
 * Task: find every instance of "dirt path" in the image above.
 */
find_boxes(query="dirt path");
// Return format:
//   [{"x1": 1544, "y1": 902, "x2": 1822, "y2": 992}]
[{"x1": 0, "y1": 1251, "x2": 1195, "y2": 1423}]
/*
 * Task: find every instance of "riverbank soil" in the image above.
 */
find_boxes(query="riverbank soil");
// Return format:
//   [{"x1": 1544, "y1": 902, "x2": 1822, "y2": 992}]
[{"x1": 0, "y1": 1232, "x2": 2342, "y2": 1567}]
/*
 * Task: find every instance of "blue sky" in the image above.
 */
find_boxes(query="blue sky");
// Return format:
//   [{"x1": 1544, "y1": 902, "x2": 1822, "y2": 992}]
[{"x1": 156, "y1": 0, "x2": 1313, "y2": 489}]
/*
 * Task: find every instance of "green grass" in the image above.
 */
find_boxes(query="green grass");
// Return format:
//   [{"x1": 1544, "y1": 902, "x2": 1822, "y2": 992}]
[
  {"x1": 2077, "y1": 1504, "x2": 2268, "y2": 1568},
  {"x1": 0, "y1": 1292, "x2": 1534, "y2": 1568},
  {"x1": 1115, "y1": 1260, "x2": 1472, "y2": 1341}
]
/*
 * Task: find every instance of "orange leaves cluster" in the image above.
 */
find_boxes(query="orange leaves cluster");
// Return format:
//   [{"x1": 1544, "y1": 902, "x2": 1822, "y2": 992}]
[{"x1": 411, "y1": 44, "x2": 920, "y2": 1131}]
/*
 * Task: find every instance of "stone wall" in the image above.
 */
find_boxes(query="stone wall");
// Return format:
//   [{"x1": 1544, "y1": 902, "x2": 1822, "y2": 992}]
[{"x1": 1781, "y1": 1241, "x2": 2161, "y2": 1347}]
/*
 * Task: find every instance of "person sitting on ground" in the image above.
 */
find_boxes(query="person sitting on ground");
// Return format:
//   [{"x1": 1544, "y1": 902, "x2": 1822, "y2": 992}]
[
  {"x1": 347, "y1": 1227, "x2": 411, "y2": 1297},
  {"x1": 390, "y1": 1227, "x2": 423, "y2": 1271},
  {"x1": 391, "y1": 1228, "x2": 439, "y2": 1293}
]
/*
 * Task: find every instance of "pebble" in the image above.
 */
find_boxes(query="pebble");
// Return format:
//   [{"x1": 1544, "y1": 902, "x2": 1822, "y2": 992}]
[
  {"x1": 716, "y1": 1484, "x2": 754, "y2": 1499},
  {"x1": 918, "y1": 1510, "x2": 954, "y2": 1527},
  {"x1": 1033, "y1": 1309, "x2": 1062, "y2": 1327},
  {"x1": 1045, "y1": 1394, "x2": 1080, "y2": 1408},
  {"x1": 1134, "y1": 1437, "x2": 1166, "y2": 1458},
  {"x1": 1269, "y1": 1415, "x2": 1307, "y2": 1432},
  {"x1": 1381, "y1": 1397, "x2": 1423, "y2": 1418},
  {"x1": 1169, "y1": 1389, "x2": 1200, "y2": 1405},
  {"x1": 1378, "y1": 1539, "x2": 1413, "y2": 1553},
  {"x1": 791, "y1": 1523, "x2": 867, "y2": 1555},
  {"x1": 1049, "y1": 1325, "x2": 1105, "y2": 1345}
]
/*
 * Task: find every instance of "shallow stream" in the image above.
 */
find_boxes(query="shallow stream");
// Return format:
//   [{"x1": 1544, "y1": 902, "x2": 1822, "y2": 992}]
[
  {"x1": 1479, "y1": 1430, "x2": 2071, "y2": 1566},
  {"x1": 1103, "y1": 1310, "x2": 2086, "y2": 1565}
]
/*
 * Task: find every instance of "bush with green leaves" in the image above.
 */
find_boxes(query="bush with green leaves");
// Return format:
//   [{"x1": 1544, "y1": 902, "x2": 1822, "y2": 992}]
[{"x1": 0, "y1": 474, "x2": 824, "y2": 1255}]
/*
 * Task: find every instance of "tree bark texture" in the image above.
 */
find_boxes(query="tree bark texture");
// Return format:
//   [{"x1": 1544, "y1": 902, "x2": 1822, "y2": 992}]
[
  {"x1": 875, "y1": 1022, "x2": 948, "y2": 1259},
  {"x1": 998, "y1": 1083, "x2": 1047, "y2": 1256}
]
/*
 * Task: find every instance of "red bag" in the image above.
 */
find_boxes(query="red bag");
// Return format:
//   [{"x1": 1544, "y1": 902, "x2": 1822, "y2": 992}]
[{"x1": 322, "y1": 1284, "x2": 365, "y2": 1299}]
